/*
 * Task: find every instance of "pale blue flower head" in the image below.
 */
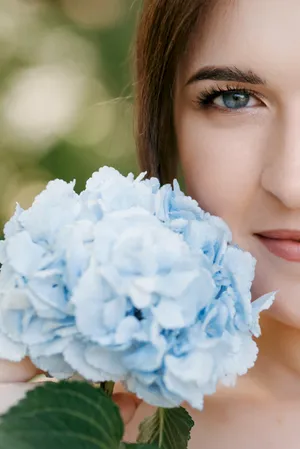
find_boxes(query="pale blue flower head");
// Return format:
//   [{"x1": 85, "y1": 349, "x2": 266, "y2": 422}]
[
  {"x1": 122, "y1": 232, "x2": 275, "y2": 410},
  {"x1": 0, "y1": 179, "x2": 82, "y2": 375},
  {"x1": 63, "y1": 208, "x2": 216, "y2": 383},
  {"x1": 155, "y1": 180, "x2": 204, "y2": 223},
  {"x1": 81, "y1": 166, "x2": 158, "y2": 217},
  {"x1": 0, "y1": 168, "x2": 276, "y2": 409}
]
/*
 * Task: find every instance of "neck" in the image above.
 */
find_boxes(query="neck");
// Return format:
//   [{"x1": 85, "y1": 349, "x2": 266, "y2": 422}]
[{"x1": 249, "y1": 315, "x2": 300, "y2": 399}]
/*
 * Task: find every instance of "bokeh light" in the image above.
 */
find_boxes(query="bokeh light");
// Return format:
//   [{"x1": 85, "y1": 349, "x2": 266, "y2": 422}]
[
  {"x1": 2, "y1": 65, "x2": 87, "y2": 148},
  {"x1": 0, "y1": 0, "x2": 140, "y2": 233},
  {"x1": 61, "y1": 0, "x2": 125, "y2": 29}
]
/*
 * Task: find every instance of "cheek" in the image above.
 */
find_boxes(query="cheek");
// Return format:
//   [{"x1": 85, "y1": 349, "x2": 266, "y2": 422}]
[{"x1": 176, "y1": 107, "x2": 268, "y2": 233}]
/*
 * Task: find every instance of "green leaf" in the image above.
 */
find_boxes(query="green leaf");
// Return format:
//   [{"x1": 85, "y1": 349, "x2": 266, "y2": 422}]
[
  {"x1": 0, "y1": 381, "x2": 124, "y2": 449},
  {"x1": 120, "y1": 444, "x2": 158, "y2": 449},
  {"x1": 137, "y1": 407, "x2": 194, "y2": 449}
]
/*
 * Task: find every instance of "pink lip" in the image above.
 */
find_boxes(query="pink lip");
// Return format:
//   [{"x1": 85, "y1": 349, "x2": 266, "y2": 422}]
[{"x1": 256, "y1": 230, "x2": 300, "y2": 262}]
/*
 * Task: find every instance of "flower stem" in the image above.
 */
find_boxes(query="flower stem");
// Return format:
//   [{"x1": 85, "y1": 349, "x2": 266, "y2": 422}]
[
  {"x1": 99, "y1": 381, "x2": 115, "y2": 397},
  {"x1": 158, "y1": 408, "x2": 164, "y2": 448}
]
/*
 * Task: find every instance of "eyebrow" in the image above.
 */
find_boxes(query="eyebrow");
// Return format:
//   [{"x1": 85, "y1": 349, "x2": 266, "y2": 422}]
[{"x1": 186, "y1": 66, "x2": 266, "y2": 86}]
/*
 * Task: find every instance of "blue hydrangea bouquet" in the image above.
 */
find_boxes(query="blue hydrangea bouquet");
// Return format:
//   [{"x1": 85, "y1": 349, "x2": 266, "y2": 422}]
[{"x1": 0, "y1": 167, "x2": 275, "y2": 449}]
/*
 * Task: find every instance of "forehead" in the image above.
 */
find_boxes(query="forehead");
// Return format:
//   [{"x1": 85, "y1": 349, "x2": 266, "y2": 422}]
[{"x1": 181, "y1": 0, "x2": 300, "y2": 84}]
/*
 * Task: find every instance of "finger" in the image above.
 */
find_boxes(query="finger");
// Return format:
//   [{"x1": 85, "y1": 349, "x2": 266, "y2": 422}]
[
  {"x1": 0, "y1": 382, "x2": 36, "y2": 415},
  {"x1": 113, "y1": 392, "x2": 142, "y2": 424},
  {"x1": 0, "y1": 358, "x2": 43, "y2": 383}
]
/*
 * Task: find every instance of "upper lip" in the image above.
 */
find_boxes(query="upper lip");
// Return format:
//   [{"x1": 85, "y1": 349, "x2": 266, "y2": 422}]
[{"x1": 256, "y1": 230, "x2": 300, "y2": 240}]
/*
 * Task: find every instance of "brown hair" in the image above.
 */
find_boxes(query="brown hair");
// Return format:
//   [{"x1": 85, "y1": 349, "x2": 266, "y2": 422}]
[{"x1": 135, "y1": 0, "x2": 213, "y2": 184}]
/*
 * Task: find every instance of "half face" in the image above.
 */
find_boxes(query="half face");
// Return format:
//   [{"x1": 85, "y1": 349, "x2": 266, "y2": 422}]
[{"x1": 174, "y1": 0, "x2": 300, "y2": 327}]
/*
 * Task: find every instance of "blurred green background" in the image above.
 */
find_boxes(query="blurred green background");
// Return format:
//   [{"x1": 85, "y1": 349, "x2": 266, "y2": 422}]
[{"x1": 0, "y1": 0, "x2": 140, "y2": 231}]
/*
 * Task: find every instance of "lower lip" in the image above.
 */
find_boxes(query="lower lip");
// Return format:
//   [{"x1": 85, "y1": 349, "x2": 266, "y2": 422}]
[{"x1": 257, "y1": 236, "x2": 300, "y2": 262}]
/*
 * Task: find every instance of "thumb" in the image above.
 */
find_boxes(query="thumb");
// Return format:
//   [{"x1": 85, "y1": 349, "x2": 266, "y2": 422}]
[
  {"x1": 0, "y1": 358, "x2": 43, "y2": 383},
  {"x1": 112, "y1": 392, "x2": 142, "y2": 424}
]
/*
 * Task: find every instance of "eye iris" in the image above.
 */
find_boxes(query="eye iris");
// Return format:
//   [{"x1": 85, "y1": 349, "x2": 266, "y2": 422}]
[{"x1": 222, "y1": 91, "x2": 250, "y2": 109}]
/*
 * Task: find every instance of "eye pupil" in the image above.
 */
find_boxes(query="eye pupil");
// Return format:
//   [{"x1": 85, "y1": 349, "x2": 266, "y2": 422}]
[{"x1": 222, "y1": 91, "x2": 250, "y2": 109}]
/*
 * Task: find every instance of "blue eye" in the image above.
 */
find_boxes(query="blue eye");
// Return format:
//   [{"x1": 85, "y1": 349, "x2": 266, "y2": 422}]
[
  {"x1": 216, "y1": 91, "x2": 250, "y2": 109},
  {"x1": 197, "y1": 87, "x2": 261, "y2": 111}
]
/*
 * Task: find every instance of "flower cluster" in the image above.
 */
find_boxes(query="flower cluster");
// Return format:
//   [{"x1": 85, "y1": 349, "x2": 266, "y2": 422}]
[{"x1": 0, "y1": 167, "x2": 275, "y2": 410}]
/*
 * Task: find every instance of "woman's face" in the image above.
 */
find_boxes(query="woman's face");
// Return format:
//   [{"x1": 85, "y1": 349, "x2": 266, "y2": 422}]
[{"x1": 174, "y1": 0, "x2": 300, "y2": 328}]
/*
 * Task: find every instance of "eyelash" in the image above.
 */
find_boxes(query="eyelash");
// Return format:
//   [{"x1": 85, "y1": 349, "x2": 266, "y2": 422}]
[{"x1": 195, "y1": 84, "x2": 263, "y2": 111}]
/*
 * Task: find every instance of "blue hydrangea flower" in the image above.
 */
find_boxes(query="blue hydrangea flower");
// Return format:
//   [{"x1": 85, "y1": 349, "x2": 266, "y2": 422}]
[
  {"x1": 63, "y1": 208, "x2": 216, "y2": 384},
  {"x1": 0, "y1": 167, "x2": 275, "y2": 410},
  {"x1": 154, "y1": 180, "x2": 205, "y2": 223},
  {"x1": 121, "y1": 226, "x2": 275, "y2": 409},
  {"x1": 80, "y1": 166, "x2": 158, "y2": 216},
  {"x1": 0, "y1": 179, "x2": 82, "y2": 376}
]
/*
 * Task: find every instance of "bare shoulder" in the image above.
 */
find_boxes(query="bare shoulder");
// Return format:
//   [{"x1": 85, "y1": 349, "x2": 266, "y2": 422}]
[
  {"x1": 123, "y1": 380, "x2": 270, "y2": 449},
  {"x1": 185, "y1": 383, "x2": 263, "y2": 449}
]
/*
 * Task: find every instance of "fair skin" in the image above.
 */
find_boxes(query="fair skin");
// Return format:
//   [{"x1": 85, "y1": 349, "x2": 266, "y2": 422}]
[
  {"x1": 3, "y1": 0, "x2": 300, "y2": 447},
  {"x1": 0, "y1": 358, "x2": 140, "y2": 423}
]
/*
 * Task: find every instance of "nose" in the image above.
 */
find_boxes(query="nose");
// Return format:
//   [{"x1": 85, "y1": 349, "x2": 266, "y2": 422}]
[{"x1": 261, "y1": 108, "x2": 300, "y2": 209}]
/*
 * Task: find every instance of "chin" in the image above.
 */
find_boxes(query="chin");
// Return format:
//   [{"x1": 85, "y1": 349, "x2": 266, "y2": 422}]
[
  {"x1": 238, "y1": 233, "x2": 300, "y2": 329},
  {"x1": 252, "y1": 269, "x2": 300, "y2": 330}
]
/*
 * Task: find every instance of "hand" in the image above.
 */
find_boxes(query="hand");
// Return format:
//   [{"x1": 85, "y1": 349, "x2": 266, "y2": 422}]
[
  {"x1": 0, "y1": 358, "x2": 41, "y2": 383},
  {"x1": 0, "y1": 382, "x2": 36, "y2": 415},
  {"x1": 0, "y1": 359, "x2": 141, "y2": 426},
  {"x1": 0, "y1": 382, "x2": 141, "y2": 425},
  {"x1": 0, "y1": 358, "x2": 43, "y2": 415},
  {"x1": 113, "y1": 389, "x2": 142, "y2": 424}
]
